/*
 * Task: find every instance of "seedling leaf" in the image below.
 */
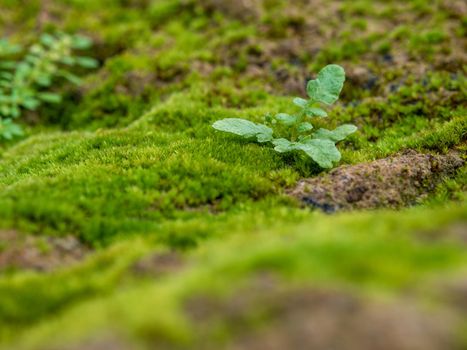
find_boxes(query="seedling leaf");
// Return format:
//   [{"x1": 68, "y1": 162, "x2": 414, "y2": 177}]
[
  {"x1": 298, "y1": 138, "x2": 341, "y2": 168},
  {"x1": 38, "y1": 92, "x2": 62, "y2": 104},
  {"x1": 212, "y1": 64, "x2": 356, "y2": 169},
  {"x1": 212, "y1": 118, "x2": 273, "y2": 143},
  {"x1": 75, "y1": 56, "x2": 99, "y2": 69},
  {"x1": 306, "y1": 64, "x2": 345, "y2": 105},
  {"x1": 305, "y1": 107, "x2": 328, "y2": 117},
  {"x1": 272, "y1": 138, "x2": 296, "y2": 152},
  {"x1": 293, "y1": 97, "x2": 307, "y2": 108},
  {"x1": 297, "y1": 122, "x2": 313, "y2": 133},
  {"x1": 313, "y1": 124, "x2": 357, "y2": 142},
  {"x1": 0, "y1": 119, "x2": 23, "y2": 139},
  {"x1": 275, "y1": 113, "x2": 297, "y2": 126},
  {"x1": 1, "y1": 33, "x2": 96, "y2": 141}
]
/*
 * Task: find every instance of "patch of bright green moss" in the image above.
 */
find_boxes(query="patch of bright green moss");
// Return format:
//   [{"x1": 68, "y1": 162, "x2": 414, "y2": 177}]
[
  {"x1": 0, "y1": 123, "x2": 302, "y2": 246},
  {"x1": 0, "y1": 0, "x2": 465, "y2": 348}
]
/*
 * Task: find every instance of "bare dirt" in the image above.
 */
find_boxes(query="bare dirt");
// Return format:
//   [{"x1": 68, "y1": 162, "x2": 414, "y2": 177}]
[
  {"x1": 131, "y1": 251, "x2": 185, "y2": 278},
  {"x1": 289, "y1": 151, "x2": 465, "y2": 212},
  {"x1": 0, "y1": 230, "x2": 89, "y2": 273},
  {"x1": 57, "y1": 335, "x2": 134, "y2": 350},
  {"x1": 418, "y1": 222, "x2": 467, "y2": 244},
  {"x1": 206, "y1": 0, "x2": 466, "y2": 97},
  {"x1": 442, "y1": 278, "x2": 467, "y2": 314},
  {"x1": 201, "y1": 0, "x2": 263, "y2": 20},
  {"x1": 185, "y1": 277, "x2": 458, "y2": 350}
]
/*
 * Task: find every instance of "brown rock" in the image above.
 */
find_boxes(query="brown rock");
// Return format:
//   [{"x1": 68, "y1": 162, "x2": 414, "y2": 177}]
[
  {"x1": 186, "y1": 278, "x2": 457, "y2": 350},
  {"x1": 289, "y1": 151, "x2": 464, "y2": 212}
]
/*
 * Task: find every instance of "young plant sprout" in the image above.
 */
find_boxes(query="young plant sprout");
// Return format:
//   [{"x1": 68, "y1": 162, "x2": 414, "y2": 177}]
[
  {"x1": 212, "y1": 64, "x2": 357, "y2": 168},
  {"x1": 0, "y1": 33, "x2": 98, "y2": 140}
]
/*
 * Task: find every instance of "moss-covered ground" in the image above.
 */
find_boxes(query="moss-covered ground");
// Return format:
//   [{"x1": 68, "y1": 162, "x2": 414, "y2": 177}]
[{"x1": 0, "y1": 0, "x2": 466, "y2": 349}]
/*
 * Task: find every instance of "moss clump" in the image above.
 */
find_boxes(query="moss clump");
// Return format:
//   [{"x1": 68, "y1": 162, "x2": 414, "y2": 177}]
[
  {"x1": 0, "y1": 0, "x2": 466, "y2": 348},
  {"x1": 2, "y1": 203, "x2": 467, "y2": 349},
  {"x1": 0, "y1": 126, "x2": 301, "y2": 246}
]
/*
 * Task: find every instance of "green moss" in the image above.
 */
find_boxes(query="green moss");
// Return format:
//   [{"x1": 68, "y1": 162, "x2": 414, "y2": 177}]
[
  {"x1": 0, "y1": 239, "x2": 151, "y2": 332},
  {"x1": 2, "y1": 203, "x2": 467, "y2": 349},
  {"x1": 0, "y1": 0, "x2": 466, "y2": 348},
  {"x1": 0, "y1": 125, "x2": 303, "y2": 245}
]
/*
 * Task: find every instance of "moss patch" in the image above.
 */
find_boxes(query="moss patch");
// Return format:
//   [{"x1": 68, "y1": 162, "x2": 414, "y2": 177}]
[{"x1": 0, "y1": 0, "x2": 466, "y2": 348}]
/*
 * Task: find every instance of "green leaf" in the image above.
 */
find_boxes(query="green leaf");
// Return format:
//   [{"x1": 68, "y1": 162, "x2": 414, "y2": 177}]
[
  {"x1": 0, "y1": 119, "x2": 23, "y2": 140},
  {"x1": 10, "y1": 106, "x2": 20, "y2": 118},
  {"x1": 274, "y1": 113, "x2": 297, "y2": 126},
  {"x1": 0, "y1": 39, "x2": 22, "y2": 56},
  {"x1": 297, "y1": 138, "x2": 341, "y2": 168},
  {"x1": 212, "y1": 118, "x2": 273, "y2": 143},
  {"x1": 59, "y1": 71, "x2": 82, "y2": 85},
  {"x1": 0, "y1": 105, "x2": 9, "y2": 116},
  {"x1": 313, "y1": 124, "x2": 357, "y2": 142},
  {"x1": 306, "y1": 64, "x2": 345, "y2": 105},
  {"x1": 40, "y1": 33, "x2": 56, "y2": 47},
  {"x1": 272, "y1": 138, "x2": 296, "y2": 152},
  {"x1": 60, "y1": 56, "x2": 76, "y2": 65},
  {"x1": 0, "y1": 61, "x2": 16, "y2": 70},
  {"x1": 293, "y1": 97, "x2": 308, "y2": 108},
  {"x1": 71, "y1": 35, "x2": 93, "y2": 50},
  {"x1": 0, "y1": 71, "x2": 13, "y2": 80},
  {"x1": 38, "y1": 92, "x2": 62, "y2": 104},
  {"x1": 36, "y1": 75, "x2": 52, "y2": 87},
  {"x1": 305, "y1": 107, "x2": 328, "y2": 117},
  {"x1": 75, "y1": 56, "x2": 99, "y2": 69},
  {"x1": 272, "y1": 137, "x2": 341, "y2": 168},
  {"x1": 297, "y1": 122, "x2": 313, "y2": 133},
  {"x1": 22, "y1": 97, "x2": 40, "y2": 110},
  {"x1": 256, "y1": 132, "x2": 274, "y2": 143}
]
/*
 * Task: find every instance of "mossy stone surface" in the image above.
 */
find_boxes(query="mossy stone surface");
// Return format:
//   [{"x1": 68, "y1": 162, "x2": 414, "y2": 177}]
[{"x1": 0, "y1": 0, "x2": 466, "y2": 348}]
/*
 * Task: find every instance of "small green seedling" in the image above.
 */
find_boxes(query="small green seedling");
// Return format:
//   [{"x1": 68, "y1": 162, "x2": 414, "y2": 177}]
[
  {"x1": 212, "y1": 65, "x2": 357, "y2": 168},
  {"x1": 0, "y1": 33, "x2": 98, "y2": 140}
]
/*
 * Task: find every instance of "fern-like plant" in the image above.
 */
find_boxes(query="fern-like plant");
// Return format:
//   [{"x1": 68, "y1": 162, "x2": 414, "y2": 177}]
[
  {"x1": 0, "y1": 33, "x2": 98, "y2": 140},
  {"x1": 212, "y1": 65, "x2": 357, "y2": 168}
]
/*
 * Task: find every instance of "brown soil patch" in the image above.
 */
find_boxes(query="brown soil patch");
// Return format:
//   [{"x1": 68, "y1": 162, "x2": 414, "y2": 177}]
[
  {"x1": 442, "y1": 278, "x2": 467, "y2": 314},
  {"x1": 440, "y1": 0, "x2": 467, "y2": 19},
  {"x1": 114, "y1": 70, "x2": 159, "y2": 97},
  {"x1": 202, "y1": 0, "x2": 263, "y2": 20},
  {"x1": 57, "y1": 334, "x2": 134, "y2": 350},
  {"x1": 290, "y1": 151, "x2": 464, "y2": 212},
  {"x1": 186, "y1": 278, "x2": 457, "y2": 350},
  {"x1": 131, "y1": 251, "x2": 184, "y2": 277},
  {"x1": 419, "y1": 222, "x2": 467, "y2": 244},
  {"x1": 0, "y1": 230, "x2": 89, "y2": 273},
  {"x1": 36, "y1": 0, "x2": 62, "y2": 30},
  {"x1": 209, "y1": 0, "x2": 466, "y2": 97},
  {"x1": 119, "y1": 66, "x2": 186, "y2": 95}
]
